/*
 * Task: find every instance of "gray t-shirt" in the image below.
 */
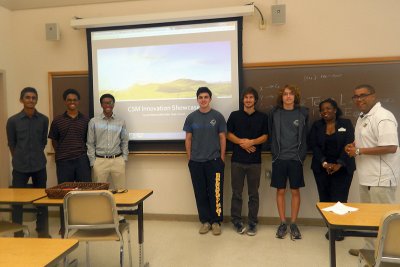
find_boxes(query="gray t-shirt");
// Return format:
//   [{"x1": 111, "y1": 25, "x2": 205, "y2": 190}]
[
  {"x1": 278, "y1": 109, "x2": 299, "y2": 160},
  {"x1": 183, "y1": 109, "x2": 226, "y2": 162}
]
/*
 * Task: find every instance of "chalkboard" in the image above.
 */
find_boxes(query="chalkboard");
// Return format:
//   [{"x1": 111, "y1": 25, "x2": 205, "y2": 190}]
[{"x1": 243, "y1": 58, "x2": 400, "y2": 128}]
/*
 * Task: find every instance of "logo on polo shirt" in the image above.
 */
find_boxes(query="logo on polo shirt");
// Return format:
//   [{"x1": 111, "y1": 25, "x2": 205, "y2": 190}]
[
  {"x1": 210, "y1": 119, "x2": 216, "y2": 126},
  {"x1": 293, "y1": 119, "x2": 299, "y2": 127}
]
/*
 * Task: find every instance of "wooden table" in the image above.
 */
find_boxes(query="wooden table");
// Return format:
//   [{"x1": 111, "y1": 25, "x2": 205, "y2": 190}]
[
  {"x1": 34, "y1": 189, "x2": 153, "y2": 267},
  {"x1": 316, "y1": 202, "x2": 400, "y2": 267},
  {"x1": 0, "y1": 188, "x2": 46, "y2": 204},
  {"x1": 0, "y1": 237, "x2": 78, "y2": 267},
  {"x1": 0, "y1": 188, "x2": 48, "y2": 227}
]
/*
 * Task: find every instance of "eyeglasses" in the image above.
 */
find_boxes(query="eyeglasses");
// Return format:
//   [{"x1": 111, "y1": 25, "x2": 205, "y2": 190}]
[
  {"x1": 351, "y1": 92, "x2": 374, "y2": 101},
  {"x1": 101, "y1": 101, "x2": 114, "y2": 106}
]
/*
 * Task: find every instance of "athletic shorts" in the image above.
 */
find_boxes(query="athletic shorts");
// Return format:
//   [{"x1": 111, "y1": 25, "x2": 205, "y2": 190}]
[{"x1": 271, "y1": 159, "x2": 305, "y2": 189}]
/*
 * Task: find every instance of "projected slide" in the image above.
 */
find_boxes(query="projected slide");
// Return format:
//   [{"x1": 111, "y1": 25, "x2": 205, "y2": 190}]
[
  {"x1": 89, "y1": 19, "x2": 241, "y2": 141},
  {"x1": 97, "y1": 41, "x2": 232, "y2": 100}
]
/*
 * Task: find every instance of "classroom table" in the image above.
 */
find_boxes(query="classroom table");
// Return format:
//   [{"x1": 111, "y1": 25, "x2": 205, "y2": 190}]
[
  {"x1": 0, "y1": 188, "x2": 47, "y2": 204},
  {"x1": 0, "y1": 188, "x2": 48, "y2": 227},
  {"x1": 316, "y1": 202, "x2": 400, "y2": 267},
  {"x1": 34, "y1": 189, "x2": 153, "y2": 267},
  {"x1": 0, "y1": 237, "x2": 78, "y2": 267}
]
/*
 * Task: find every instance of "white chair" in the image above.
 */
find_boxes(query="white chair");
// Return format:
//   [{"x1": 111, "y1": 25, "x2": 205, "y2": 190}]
[
  {"x1": 0, "y1": 221, "x2": 29, "y2": 237},
  {"x1": 63, "y1": 190, "x2": 132, "y2": 267},
  {"x1": 359, "y1": 210, "x2": 400, "y2": 267}
]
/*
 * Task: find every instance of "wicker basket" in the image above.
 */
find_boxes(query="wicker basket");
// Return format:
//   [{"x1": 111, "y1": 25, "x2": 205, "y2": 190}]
[{"x1": 45, "y1": 182, "x2": 110, "y2": 199}]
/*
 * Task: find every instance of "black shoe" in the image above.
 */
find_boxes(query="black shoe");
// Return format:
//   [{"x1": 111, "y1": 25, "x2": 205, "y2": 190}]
[
  {"x1": 325, "y1": 230, "x2": 344, "y2": 241},
  {"x1": 38, "y1": 232, "x2": 52, "y2": 238},
  {"x1": 289, "y1": 223, "x2": 302, "y2": 240},
  {"x1": 233, "y1": 222, "x2": 246, "y2": 234},
  {"x1": 276, "y1": 222, "x2": 288, "y2": 239},
  {"x1": 246, "y1": 223, "x2": 257, "y2": 236}
]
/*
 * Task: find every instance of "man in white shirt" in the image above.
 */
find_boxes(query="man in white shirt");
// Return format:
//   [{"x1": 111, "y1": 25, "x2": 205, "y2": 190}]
[{"x1": 345, "y1": 84, "x2": 400, "y2": 255}]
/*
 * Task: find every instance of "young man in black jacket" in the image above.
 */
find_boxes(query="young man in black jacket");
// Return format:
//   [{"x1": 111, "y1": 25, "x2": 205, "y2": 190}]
[{"x1": 268, "y1": 85, "x2": 308, "y2": 240}]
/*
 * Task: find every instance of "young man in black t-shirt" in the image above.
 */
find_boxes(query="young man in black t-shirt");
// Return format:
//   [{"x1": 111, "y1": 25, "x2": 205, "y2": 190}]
[{"x1": 227, "y1": 87, "x2": 268, "y2": 236}]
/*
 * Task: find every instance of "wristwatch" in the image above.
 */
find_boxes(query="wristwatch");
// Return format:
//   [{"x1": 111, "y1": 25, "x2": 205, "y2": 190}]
[
  {"x1": 322, "y1": 161, "x2": 328, "y2": 167},
  {"x1": 355, "y1": 148, "x2": 361, "y2": 156}
]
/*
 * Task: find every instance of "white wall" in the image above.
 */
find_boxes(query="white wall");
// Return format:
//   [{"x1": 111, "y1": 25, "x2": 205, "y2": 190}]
[
  {"x1": 0, "y1": 6, "x2": 12, "y2": 188},
  {"x1": 4, "y1": 0, "x2": 400, "y2": 219}
]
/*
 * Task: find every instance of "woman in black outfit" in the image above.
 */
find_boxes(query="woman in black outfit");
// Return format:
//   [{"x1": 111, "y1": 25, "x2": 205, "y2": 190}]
[{"x1": 309, "y1": 98, "x2": 356, "y2": 240}]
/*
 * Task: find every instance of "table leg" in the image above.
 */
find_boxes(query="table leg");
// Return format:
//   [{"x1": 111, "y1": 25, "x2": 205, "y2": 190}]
[
  {"x1": 59, "y1": 206, "x2": 65, "y2": 238},
  {"x1": 138, "y1": 202, "x2": 149, "y2": 267},
  {"x1": 329, "y1": 228, "x2": 336, "y2": 267}
]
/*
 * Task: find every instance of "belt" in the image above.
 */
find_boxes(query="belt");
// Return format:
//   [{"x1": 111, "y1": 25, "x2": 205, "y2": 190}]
[{"x1": 95, "y1": 153, "x2": 122, "y2": 159}]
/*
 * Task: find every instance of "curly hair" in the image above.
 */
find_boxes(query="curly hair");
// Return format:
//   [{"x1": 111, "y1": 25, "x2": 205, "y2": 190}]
[{"x1": 276, "y1": 84, "x2": 301, "y2": 107}]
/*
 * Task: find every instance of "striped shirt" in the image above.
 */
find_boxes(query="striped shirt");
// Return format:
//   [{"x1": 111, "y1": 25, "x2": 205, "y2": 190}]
[
  {"x1": 48, "y1": 112, "x2": 89, "y2": 161},
  {"x1": 86, "y1": 113, "x2": 129, "y2": 166}
]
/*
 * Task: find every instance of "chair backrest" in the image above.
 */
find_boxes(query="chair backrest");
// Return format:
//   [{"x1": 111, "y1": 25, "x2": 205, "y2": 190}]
[
  {"x1": 375, "y1": 210, "x2": 400, "y2": 265},
  {"x1": 63, "y1": 190, "x2": 119, "y2": 232}
]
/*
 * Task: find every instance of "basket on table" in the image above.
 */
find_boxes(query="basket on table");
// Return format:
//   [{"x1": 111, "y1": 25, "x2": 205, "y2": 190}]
[{"x1": 45, "y1": 182, "x2": 110, "y2": 199}]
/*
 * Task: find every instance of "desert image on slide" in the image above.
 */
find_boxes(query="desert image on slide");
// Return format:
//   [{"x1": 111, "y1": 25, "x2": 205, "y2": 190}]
[{"x1": 97, "y1": 41, "x2": 232, "y2": 100}]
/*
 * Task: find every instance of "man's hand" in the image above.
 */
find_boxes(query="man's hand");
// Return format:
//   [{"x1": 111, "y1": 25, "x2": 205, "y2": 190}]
[
  {"x1": 239, "y1": 138, "x2": 254, "y2": 149},
  {"x1": 345, "y1": 143, "x2": 357, "y2": 158}
]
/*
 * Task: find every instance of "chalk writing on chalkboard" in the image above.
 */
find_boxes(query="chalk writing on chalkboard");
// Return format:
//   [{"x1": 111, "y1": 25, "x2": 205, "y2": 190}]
[{"x1": 243, "y1": 59, "x2": 400, "y2": 131}]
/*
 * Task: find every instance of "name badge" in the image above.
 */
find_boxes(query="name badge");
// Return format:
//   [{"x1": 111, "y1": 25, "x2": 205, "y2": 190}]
[{"x1": 338, "y1": 127, "x2": 346, "y2": 132}]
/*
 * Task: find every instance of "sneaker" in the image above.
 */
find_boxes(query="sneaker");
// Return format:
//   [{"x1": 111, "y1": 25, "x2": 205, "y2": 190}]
[
  {"x1": 211, "y1": 223, "x2": 221, "y2": 235},
  {"x1": 246, "y1": 223, "x2": 257, "y2": 236},
  {"x1": 199, "y1": 223, "x2": 211, "y2": 234},
  {"x1": 290, "y1": 223, "x2": 302, "y2": 240},
  {"x1": 348, "y1": 249, "x2": 359, "y2": 257},
  {"x1": 233, "y1": 222, "x2": 246, "y2": 234},
  {"x1": 275, "y1": 222, "x2": 288, "y2": 239}
]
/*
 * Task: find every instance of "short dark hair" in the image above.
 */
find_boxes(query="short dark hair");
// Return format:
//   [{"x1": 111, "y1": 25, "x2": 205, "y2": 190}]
[
  {"x1": 319, "y1": 98, "x2": 343, "y2": 118},
  {"x1": 63, "y1": 88, "x2": 80, "y2": 101},
  {"x1": 355, "y1": 84, "x2": 375, "y2": 94},
  {"x1": 20, "y1": 87, "x2": 38, "y2": 100},
  {"x1": 196, "y1": 87, "x2": 212, "y2": 98},
  {"x1": 100, "y1": 93, "x2": 115, "y2": 104},
  {"x1": 241, "y1": 87, "x2": 259, "y2": 104}
]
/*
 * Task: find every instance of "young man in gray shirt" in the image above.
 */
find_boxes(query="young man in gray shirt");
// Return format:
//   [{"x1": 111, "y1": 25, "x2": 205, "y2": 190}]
[
  {"x1": 268, "y1": 85, "x2": 308, "y2": 240},
  {"x1": 183, "y1": 87, "x2": 226, "y2": 235}
]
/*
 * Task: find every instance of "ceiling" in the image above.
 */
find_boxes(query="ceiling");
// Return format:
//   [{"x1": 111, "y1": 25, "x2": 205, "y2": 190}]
[{"x1": 0, "y1": 0, "x2": 136, "y2": 11}]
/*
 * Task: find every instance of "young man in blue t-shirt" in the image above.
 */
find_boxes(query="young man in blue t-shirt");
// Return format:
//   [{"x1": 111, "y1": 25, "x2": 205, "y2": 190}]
[{"x1": 183, "y1": 87, "x2": 226, "y2": 235}]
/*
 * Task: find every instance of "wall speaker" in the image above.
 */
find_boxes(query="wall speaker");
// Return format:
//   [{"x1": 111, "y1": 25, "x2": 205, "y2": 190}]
[
  {"x1": 45, "y1": 23, "x2": 60, "y2": 41},
  {"x1": 271, "y1": 4, "x2": 286, "y2": 25}
]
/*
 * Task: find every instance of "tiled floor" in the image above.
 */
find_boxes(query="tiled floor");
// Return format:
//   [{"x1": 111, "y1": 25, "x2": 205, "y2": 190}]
[{"x1": 18, "y1": 217, "x2": 364, "y2": 267}]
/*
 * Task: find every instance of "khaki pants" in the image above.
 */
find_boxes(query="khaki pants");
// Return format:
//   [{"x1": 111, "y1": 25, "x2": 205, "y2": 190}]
[
  {"x1": 359, "y1": 185, "x2": 397, "y2": 249},
  {"x1": 93, "y1": 156, "x2": 126, "y2": 189}
]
